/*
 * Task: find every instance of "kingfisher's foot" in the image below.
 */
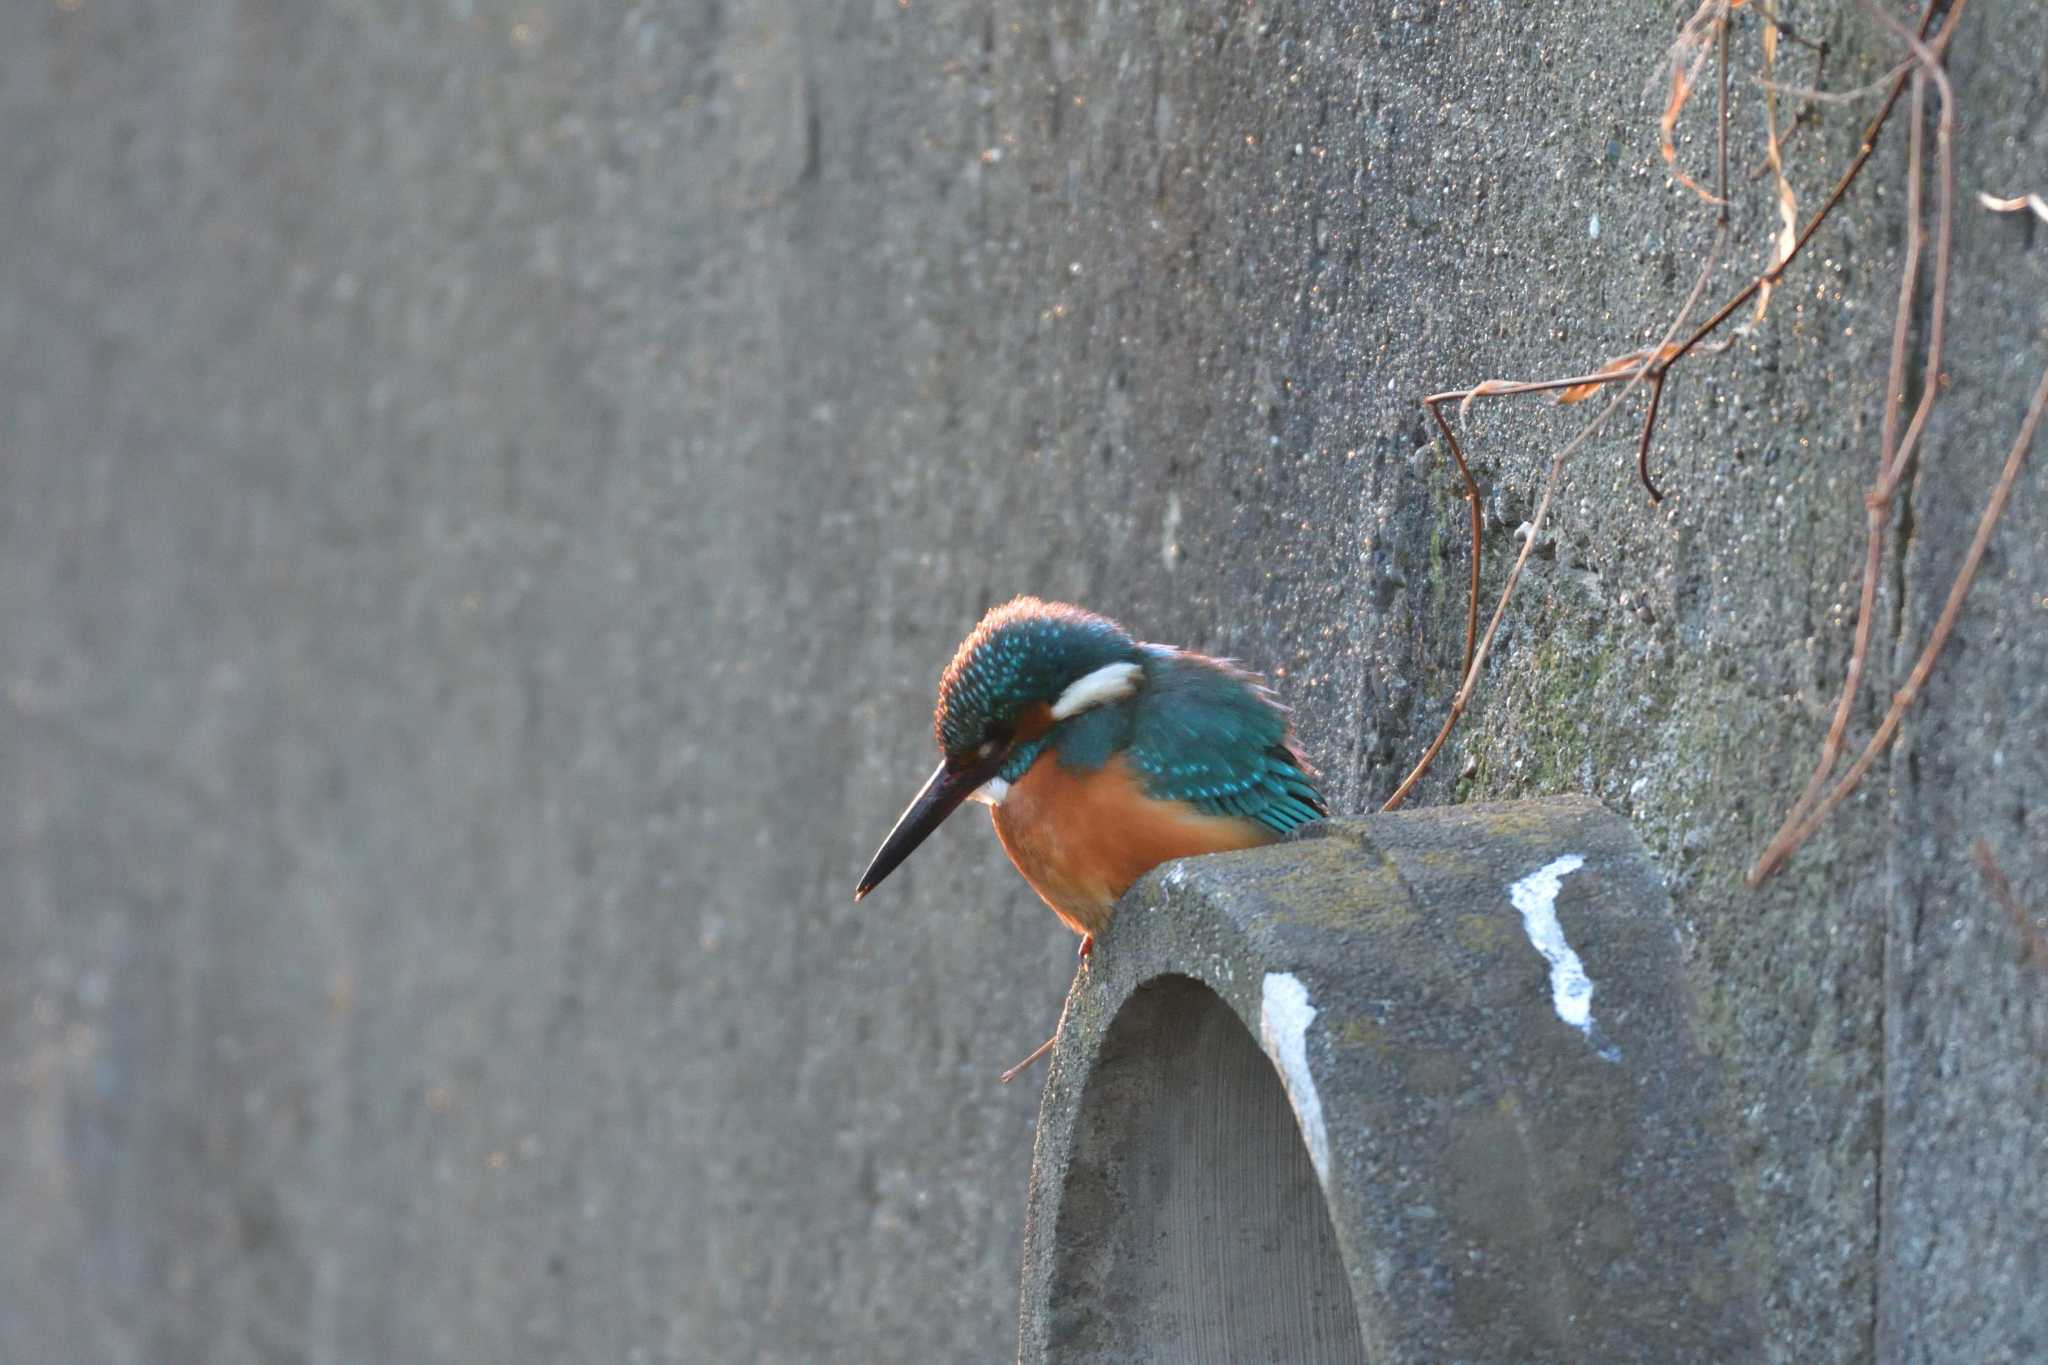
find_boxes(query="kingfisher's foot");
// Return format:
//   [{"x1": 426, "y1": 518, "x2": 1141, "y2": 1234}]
[
  {"x1": 1000, "y1": 1034, "x2": 1057, "y2": 1085},
  {"x1": 1078, "y1": 934, "x2": 1094, "y2": 960}
]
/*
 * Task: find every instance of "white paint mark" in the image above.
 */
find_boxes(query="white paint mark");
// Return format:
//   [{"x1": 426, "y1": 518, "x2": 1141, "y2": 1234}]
[
  {"x1": 1050, "y1": 661, "x2": 1143, "y2": 720},
  {"x1": 1507, "y1": 854, "x2": 1622, "y2": 1062},
  {"x1": 1589, "y1": 212, "x2": 1601, "y2": 240},
  {"x1": 1161, "y1": 491, "x2": 1183, "y2": 570},
  {"x1": 1260, "y1": 972, "x2": 1331, "y2": 1183},
  {"x1": 966, "y1": 776, "x2": 1010, "y2": 807}
]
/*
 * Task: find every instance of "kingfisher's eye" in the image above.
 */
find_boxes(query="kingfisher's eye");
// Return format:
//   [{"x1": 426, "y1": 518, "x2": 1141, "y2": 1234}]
[{"x1": 975, "y1": 723, "x2": 1013, "y2": 761}]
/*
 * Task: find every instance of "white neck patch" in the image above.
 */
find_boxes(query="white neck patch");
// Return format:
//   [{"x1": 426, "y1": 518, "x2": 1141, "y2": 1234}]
[
  {"x1": 967, "y1": 776, "x2": 1011, "y2": 808},
  {"x1": 1050, "y1": 660, "x2": 1144, "y2": 721}
]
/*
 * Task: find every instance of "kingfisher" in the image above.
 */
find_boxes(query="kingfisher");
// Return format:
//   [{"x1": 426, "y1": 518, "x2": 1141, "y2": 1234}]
[{"x1": 853, "y1": 597, "x2": 1328, "y2": 958}]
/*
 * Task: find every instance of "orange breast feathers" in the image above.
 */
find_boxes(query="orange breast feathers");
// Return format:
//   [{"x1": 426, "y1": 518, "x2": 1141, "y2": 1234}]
[{"x1": 989, "y1": 751, "x2": 1277, "y2": 939}]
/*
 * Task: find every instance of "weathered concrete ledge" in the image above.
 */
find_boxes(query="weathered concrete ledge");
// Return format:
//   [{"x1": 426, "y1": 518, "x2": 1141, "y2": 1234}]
[{"x1": 1017, "y1": 797, "x2": 1755, "y2": 1363}]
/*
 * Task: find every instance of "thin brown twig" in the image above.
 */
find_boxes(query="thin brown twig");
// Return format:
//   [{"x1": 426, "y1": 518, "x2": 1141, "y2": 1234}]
[
  {"x1": 1748, "y1": 18, "x2": 1830, "y2": 180},
  {"x1": 1516, "y1": 1, "x2": 1939, "y2": 506},
  {"x1": 1383, "y1": 0, "x2": 1952, "y2": 811},
  {"x1": 1878, "y1": 5, "x2": 1967, "y2": 483},
  {"x1": 1752, "y1": 8, "x2": 1800, "y2": 326},
  {"x1": 1749, "y1": 2, "x2": 1973, "y2": 881},
  {"x1": 1383, "y1": 233, "x2": 1728, "y2": 812},
  {"x1": 1661, "y1": 1, "x2": 1736, "y2": 206},
  {"x1": 1757, "y1": 62, "x2": 1908, "y2": 109},
  {"x1": 999, "y1": 1034, "x2": 1056, "y2": 1085},
  {"x1": 1649, "y1": 1, "x2": 1950, "y2": 404},
  {"x1": 1750, "y1": 358, "x2": 2048, "y2": 882},
  {"x1": 1760, "y1": 2, "x2": 1968, "y2": 825},
  {"x1": 1768, "y1": 72, "x2": 1932, "y2": 855},
  {"x1": 1973, "y1": 840, "x2": 2048, "y2": 973},
  {"x1": 1426, "y1": 401, "x2": 1483, "y2": 680},
  {"x1": 1761, "y1": 7, "x2": 1826, "y2": 56}
]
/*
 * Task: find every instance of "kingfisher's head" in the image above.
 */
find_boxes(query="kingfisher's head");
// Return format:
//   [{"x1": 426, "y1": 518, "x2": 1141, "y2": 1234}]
[{"x1": 854, "y1": 597, "x2": 1144, "y2": 901}]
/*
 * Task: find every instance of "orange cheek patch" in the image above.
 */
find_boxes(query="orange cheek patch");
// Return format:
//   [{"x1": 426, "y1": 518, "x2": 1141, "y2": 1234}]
[
  {"x1": 991, "y1": 752, "x2": 1277, "y2": 938},
  {"x1": 1010, "y1": 701, "x2": 1055, "y2": 745}
]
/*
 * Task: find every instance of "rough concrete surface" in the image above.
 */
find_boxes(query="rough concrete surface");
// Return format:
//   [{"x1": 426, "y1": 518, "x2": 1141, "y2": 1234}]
[
  {"x1": 2, "y1": 1, "x2": 2041, "y2": 1361},
  {"x1": 1019, "y1": 801, "x2": 1754, "y2": 1363}
]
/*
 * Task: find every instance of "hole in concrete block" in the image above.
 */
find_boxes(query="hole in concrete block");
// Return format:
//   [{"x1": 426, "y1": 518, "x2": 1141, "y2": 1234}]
[{"x1": 1047, "y1": 974, "x2": 1367, "y2": 1363}]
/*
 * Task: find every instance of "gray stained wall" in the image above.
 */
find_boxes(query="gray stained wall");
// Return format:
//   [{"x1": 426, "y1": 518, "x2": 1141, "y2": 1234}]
[{"x1": 3, "y1": 1, "x2": 2041, "y2": 1361}]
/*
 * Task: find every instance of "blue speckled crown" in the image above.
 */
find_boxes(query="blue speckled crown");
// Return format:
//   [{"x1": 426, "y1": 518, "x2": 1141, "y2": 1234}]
[{"x1": 934, "y1": 598, "x2": 1140, "y2": 755}]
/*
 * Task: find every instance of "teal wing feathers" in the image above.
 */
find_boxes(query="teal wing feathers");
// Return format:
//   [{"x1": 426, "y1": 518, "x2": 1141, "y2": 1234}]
[{"x1": 1124, "y1": 646, "x2": 1327, "y2": 835}]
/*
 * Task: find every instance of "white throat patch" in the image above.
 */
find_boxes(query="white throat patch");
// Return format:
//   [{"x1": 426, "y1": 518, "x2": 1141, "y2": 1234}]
[
  {"x1": 1050, "y1": 660, "x2": 1144, "y2": 721},
  {"x1": 967, "y1": 776, "x2": 1011, "y2": 808}
]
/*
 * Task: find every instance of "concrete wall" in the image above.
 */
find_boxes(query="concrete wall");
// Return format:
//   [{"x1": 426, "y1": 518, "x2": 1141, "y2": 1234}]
[{"x1": 3, "y1": 1, "x2": 2040, "y2": 1361}]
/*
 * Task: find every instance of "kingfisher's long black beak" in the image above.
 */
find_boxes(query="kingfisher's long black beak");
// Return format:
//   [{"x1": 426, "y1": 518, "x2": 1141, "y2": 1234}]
[{"x1": 854, "y1": 753, "x2": 1002, "y2": 901}]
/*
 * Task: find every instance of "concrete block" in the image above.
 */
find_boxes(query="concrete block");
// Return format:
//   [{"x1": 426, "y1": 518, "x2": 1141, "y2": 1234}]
[{"x1": 1019, "y1": 798, "x2": 1754, "y2": 1363}]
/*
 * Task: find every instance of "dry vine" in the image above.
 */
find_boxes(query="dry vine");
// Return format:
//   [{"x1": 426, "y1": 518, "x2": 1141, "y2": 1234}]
[
  {"x1": 1974, "y1": 840, "x2": 2048, "y2": 975},
  {"x1": 1384, "y1": 0, "x2": 2043, "y2": 888}
]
